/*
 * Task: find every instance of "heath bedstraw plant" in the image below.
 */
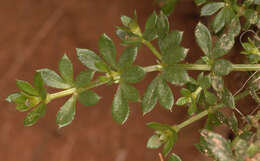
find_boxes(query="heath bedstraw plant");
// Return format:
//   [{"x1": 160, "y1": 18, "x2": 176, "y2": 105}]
[{"x1": 6, "y1": 0, "x2": 260, "y2": 160}]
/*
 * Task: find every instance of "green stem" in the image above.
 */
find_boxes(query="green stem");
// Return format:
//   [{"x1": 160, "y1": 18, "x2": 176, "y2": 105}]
[
  {"x1": 47, "y1": 77, "x2": 111, "y2": 103},
  {"x1": 174, "y1": 90, "x2": 250, "y2": 131},
  {"x1": 142, "y1": 39, "x2": 162, "y2": 60},
  {"x1": 46, "y1": 63, "x2": 259, "y2": 104},
  {"x1": 179, "y1": 64, "x2": 260, "y2": 71}
]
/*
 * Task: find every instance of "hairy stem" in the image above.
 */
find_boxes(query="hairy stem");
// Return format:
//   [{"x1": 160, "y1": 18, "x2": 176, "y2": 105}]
[{"x1": 174, "y1": 90, "x2": 250, "y2": 131}]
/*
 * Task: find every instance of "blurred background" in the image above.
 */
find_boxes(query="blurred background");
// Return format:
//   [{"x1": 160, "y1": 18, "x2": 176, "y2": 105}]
[{"x1": 0, "y1": 0, "x2": 254, "y2": 161}]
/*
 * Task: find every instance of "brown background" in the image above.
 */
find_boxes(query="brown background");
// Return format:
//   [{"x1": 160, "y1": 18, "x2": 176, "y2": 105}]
[{"x1": 0, "y1": 0, "x2": 253, "y2": 161}]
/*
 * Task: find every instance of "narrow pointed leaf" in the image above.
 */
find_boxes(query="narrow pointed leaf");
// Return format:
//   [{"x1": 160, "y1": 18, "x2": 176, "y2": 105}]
[
  {"x1": 24, "y1": 103, "x2": 46, "y2": 126},
  {"x1": 195, "y1": 22, "x2": 212, "y2": 56},
  {"x1": 201, "y1": 2, "x2": 225, "y2": 16},
  {"x1": 161, "y1": 0, "x2": 178, "y2": 16},
  {"x1": 34, "y1": 72, "x2": 44, "y2": 92},
  {"x1": 112, "y1": 86, "x2": 129, "y2": 124},
  {"x1": 58, "y1": 54, "x2": 74, "y2": 84},
  {"x1": 147, "y1": 135, "x2": 162, "y2": 149},
  {"x1": 76, "y1": 48, "x2": 108, "y2": 72},
  {"x1": 168, "y1": 153, "x2": 182, "y2": 161},
  {"x1": 158, "y1": 30, "x2": 183, "y2": 54},
  {"x1": 162, "y1": 66, "x2": 190, "y2": 85},
  {"x1": 212, "y1": 59, "x2": 232, "y2": 76},
  {"x1": 212, "y1": 8, "x2": 225, "y2": 33},
  {"x1": 121, "y1": 65, "x2": 145, "y2": 83},
  {"x1": 56, "y1": 95, "x2": 77, "y2": 128},
  {"x1": 37, "y1": 68, "x2": 71, "y2": 89},
  {"x1": 16, "y1": 104, "x2": 31, "y2": 112},
  {"x1": 222, "y1": 88, "x2": 235, "y2": 108},
  {"x1": 162, "y1": 136, "x2": 174, "y2": 156},
  {"x1": 162, "y1": 46, "x2": 188, "y2": 64},
  {"x1": 198, "y1": 73, "x2": 211, "y2": 90},
  {"x1": 213, "y1": 34, "x2": 235, "y2": 59},
  {"x1": 6, "y1": 93, "x2": 26, "y2": 104},
  {"x1": 204, "y1": 90, "x2": 217, "y2": 105},
  {"x1": 194, "y1": 0, "x2": 207, "y2": 6},
  {"x1": 201, "y1": 130, "x2": 235, "y2": 161},
  {"x1": 98, "y1": 34, "x2": 117, "y2": 69},
  {"x1": 176, "y1": 97, "x2": 191, "y2": 106},
  {"x1": 226, "y1": 113, "x2": 238, "y2": 134},
  {"x1": 121, "y1": 83, "x2": 140, "y2": 102},
  {"x1": 78, "y1": 90, "x2": 100, "y2": 107},
  {"x1": 120, "y1": 15, "x2": 132, "y2": 27},
  {"x1": 156, "y1": 11, "x2": 169, "y2": 39},
  {"x1": 157, "y1": 78, "x2": 174, "y2": 110},
  {"x1": 228, "y1": 17, "x2": 241, "y2": 37},
  {"x1": 142, "y1": 76, "x2": 159, "y2": 115},
  {"x1": 118, "y1": 46, "x2": 138, "y2": 68},
  {"x1": 143, "y1": 11, "x2": 158, "y2": 41},
  {"x1": 16, "y1": 80, "x2": 38, "y2": 96},
  {"x1": 75, "y1": 70, "x2": 95, "y2": 88}
]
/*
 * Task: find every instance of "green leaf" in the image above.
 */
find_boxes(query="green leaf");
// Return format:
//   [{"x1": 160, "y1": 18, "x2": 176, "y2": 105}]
[
  {"x1": 201, "y1": 2, "x2": 225, "y2": 16},
  {"x1": 147, "y1": 122, "x2": 170, "y2": 131},
  {"x1": 147, "y1": 135, "x2": 162, "y2": 149},
  {"x1": 98, "y1": 34, "x2": 117, "y2": 69},
  {"x1": 213, "y1": 33, "x2": 235, "y2": 59},
  {"x1": 162, "y1": 134, "x2": 175, "y2": 156},
  {"x1": 176, "y1": 97, "x2": 191, "y2": 106},
  {"x1": 16, "y1": 104, "x2": 31, "y2": 112},
  {"x1": 117, "y1": 46, "x2": 138, "y2": 68},
  {"x1": 212, "y1": 8, "x2": 225, "y2": 33},
  {"x1": 143, "y1": 11, "x2": 158, "y2": 41},
  {"x1": 6, "y1": 93, "x2": 26, "y2": 104},
  {"x1": 188, "y1": 103, "x2": 197, "y2": 116},
  {"x1": 16, "y1": 80, "x2": 38, "y2": 96},
  {"x1": 24, "y1": 103, "x2": 46, "y2": 126},
  {"x1": 75, "y1": 70, "x2": 95, "y2": 88},
  {"x1": 78, "y1": 90, "x2": 100, "y2": 107},
  {"x1": 162, "y1": 66, "x2": 190, "y2": 85},
  {"x1": 211, "y1": 74, "x2": 224, "y2": 92},
  {"x1": 112, "y1": 86, "x2": 129, "y2": 124},
  {"x1": 121, "y1": 65, "x2": 145, "y2": 83},
  {"x1": 195, "y1": 22, "x2": 212, "y2": 56},
  {"x1": 76, "y1": 48, "x2": 109, "y2": 72},
  {"x1": 161, "y1": 0, "x2": 178, "y2": 16},
  {"x1": 212, "y1": 59, "x2": 232, "y2": 76},
  {"x1": 142, "y1": 76, "x2": 159, "y2": 115},
  {"x1": 180, "y1": 88, "x2": 191, "y2": 97},
  {"x1": 34, "y1": 72, "x2": 44, "y2": 92},
  {"x1": 157, "y1": 77, "x2": 174, "y2": 110},
  {"x1": 121, "y1": 83, "x2": 140, "y2": 102},
  {"x1": 222, "y1": 88, "x2": 235, "y2": 108},
  {"x1": 37, "y1": 68, "x2": 71, "y2": 89},
  {"x1": 232, "y1": 137, "x2": 248, "y2": 159},
  {"x1": 194, "y1": 0, "x2": 207, "y2": 6},
  {"x1": 156, "y1": 11, "x2": 169, "y2": 39},
  {"x1": 162, "y1": 45, "x2": 188, "y2": 65},
  {"x1": 120, "y1": 15, "x2": 132, "y2": 27},
  {"x1": 56, "y1": 95, "x2": 77, "y2": 128},
  {"x1": 224, "y1": 7, "x2": 235, "y2": 25},
  {"x1": 168, "y1": 153, "x2": 182, "y2": 161},
  {"x1": 58, "y1": 54, "x2": 74, "y2": 84},
  {"x1": 158, "y1": 30, "x2": 183, "y2": 54},
  {"x1": 201, "y1": 130, "x2": 235, "y2": 161},
  {"x1": 226, "y1": 113, "x2": 238, "y2": 134},
  {"x1": 228, "y1": 17, "x2": 240, "y2": 37},
  {"x1": 198, "y1": 73, "x2": 211, "y2": 90},
  {"x1": 204, "y1": 90, "x2": 217, "y2": 105},
  {"x1": 255, "y1": 0, "x2": 260, "y2": 5}
]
